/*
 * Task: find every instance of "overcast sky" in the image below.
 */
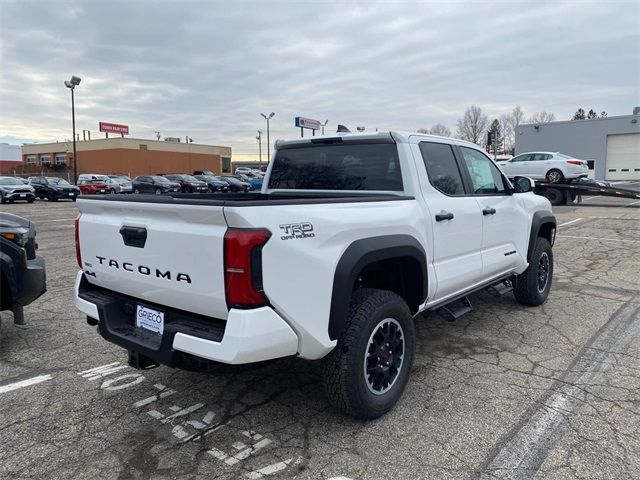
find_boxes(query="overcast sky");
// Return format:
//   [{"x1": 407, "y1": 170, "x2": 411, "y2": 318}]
[{"x1": 1, "y1": 0, "x2": 638, "y2": 159}]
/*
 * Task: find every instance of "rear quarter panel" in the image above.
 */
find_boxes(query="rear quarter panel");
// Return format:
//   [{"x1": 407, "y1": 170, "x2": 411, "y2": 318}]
[{"x1": 223, "y1": 199, "x2": 428, "y2": 359}]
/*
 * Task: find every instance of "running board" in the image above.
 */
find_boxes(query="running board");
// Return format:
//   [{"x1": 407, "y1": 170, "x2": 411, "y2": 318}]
[
  {"x1": 486, "y1": 280, "x2": 513, "y2": 298},
  {"x1": 438, "y1": 296, "x2": 473, "y2": 322}
]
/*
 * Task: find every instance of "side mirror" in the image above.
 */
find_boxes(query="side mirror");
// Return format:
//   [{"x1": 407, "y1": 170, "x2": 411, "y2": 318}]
[{"x1": 513, "y1": 176, "x2": 535, "y2": 193}]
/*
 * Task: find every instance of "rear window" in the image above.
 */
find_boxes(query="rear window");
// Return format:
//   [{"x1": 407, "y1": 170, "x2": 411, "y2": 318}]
[{"x1": 268, "y1": 143, "x2": 403, "y2": 191}]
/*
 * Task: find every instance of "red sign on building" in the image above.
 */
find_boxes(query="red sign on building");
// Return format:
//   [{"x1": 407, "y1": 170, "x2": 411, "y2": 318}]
[{"x1": 99, "y1": 122, "x2": 129, "y2": 135}]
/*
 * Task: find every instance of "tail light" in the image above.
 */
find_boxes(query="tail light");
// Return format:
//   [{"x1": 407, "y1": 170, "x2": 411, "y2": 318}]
[
  {"x1": 224, "y1": 228, "x2": 271, "y2": 308},
  {"x1": 566, "y1": 160, "x2": 584, "y2": 166},
  {"x1": 75, "y1": 214, "x2": 82, "y2": 268}
]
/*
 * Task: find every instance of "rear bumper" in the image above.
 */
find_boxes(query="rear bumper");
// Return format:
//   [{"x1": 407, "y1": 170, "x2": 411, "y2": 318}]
[{"x1": 74, "y1": 272, "x2": 298, "y2": 365}]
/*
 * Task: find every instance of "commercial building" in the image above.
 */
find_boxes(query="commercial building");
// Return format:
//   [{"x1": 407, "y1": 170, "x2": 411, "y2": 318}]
[
  {"x1": 515, "y1": 112, "x2": 640, "y2": 181},
  {"x1": 16, "y1": 137, "x2": 232, "y2": 178}
]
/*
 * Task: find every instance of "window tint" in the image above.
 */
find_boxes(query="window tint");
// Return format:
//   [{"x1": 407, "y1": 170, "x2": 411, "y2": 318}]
[
  {"x1": 419, "y1": 142, "x2": 465, "y2": 196},
  {"x1": 460, "y1": 147, "x2": 510, "y2": 195},
  {"x1": 269, "y1": 143, "x2": 403, "y2": 191}
]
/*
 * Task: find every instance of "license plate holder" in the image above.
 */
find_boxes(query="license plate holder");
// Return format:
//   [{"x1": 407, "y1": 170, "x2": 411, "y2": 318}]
[{"x1": 136, "y1": 304, "x2": 164, "y2": 335}]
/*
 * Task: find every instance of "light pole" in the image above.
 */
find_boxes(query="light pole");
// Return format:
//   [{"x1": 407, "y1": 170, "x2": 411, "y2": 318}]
[
  {"x1": 320, "y1": 119, "x2": 329, "y2": 135},
  {"x1": 260, "y1": 112, "x2": 275, "y2": 161},
  {"x1": 64, "y1": 75, "x2": 81, "y2": 184},
  {"x1": 256, "y1": 130, "x2": 263, "y2": 167}
]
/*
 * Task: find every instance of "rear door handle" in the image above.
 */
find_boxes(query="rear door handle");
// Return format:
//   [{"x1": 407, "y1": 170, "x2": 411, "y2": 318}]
[
  {"x1": 482, "y1": 207, "x2": 497, "y2": 215},
  {"x1": 435, "y1": 211, "x2": 454, "y2": 222}
]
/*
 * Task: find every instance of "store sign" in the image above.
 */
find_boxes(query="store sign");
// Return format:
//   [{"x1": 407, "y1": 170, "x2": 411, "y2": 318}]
[
  {"x1": 294, "y1": 117, "x2": 320, "y2": 130},
  {"x1": 99, "y1": 122, "x2": 129, "y2": 135}
]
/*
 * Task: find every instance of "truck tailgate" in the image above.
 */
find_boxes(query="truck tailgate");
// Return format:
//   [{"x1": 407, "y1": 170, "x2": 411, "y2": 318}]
[{"x1": 77, "y1": 198, "x2": 229, "y2": 320}]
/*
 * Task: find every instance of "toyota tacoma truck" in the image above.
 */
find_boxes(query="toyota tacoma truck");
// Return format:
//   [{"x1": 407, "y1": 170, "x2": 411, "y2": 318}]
[{"x1": 74, "y1": 131, "x2": 556, "y2": 419}]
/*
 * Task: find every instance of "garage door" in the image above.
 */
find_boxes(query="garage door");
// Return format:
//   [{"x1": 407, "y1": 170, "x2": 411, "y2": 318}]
[{"x1": 605, "y1": 133, "x2": 640, "y2": 181}]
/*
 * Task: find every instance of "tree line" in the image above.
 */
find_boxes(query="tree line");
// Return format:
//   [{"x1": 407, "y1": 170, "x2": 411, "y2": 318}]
[{"x1": 418, "y1": 106, "x2": 608, "y2": 155}]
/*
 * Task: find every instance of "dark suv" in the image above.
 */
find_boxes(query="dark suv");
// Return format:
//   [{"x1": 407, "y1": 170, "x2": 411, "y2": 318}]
[
  {"x1": 193, "y1": 174, "x2": 229, "y2": 192},
  {"x1": 30, "y1": 176, "x2": 80, "y2": 201},
  {"x1": 132, "y1": 175, "x2": 181, "y2": 194},
  {"x1": 0, "y1": 213, "x2": 46, "y2": 326},
  {"x1": 162, "y1": 174, "x2": 208, "y2": 193}
]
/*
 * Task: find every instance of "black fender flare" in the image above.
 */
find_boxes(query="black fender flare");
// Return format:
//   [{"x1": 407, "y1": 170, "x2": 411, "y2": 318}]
[
  {"x1": 0, "y1": 243, "x2": 20, "y2": 308},
  {"x1": 527, "y1": 211, "x2": 556, "y2": 262},
  {"x1": 328, "y1": 234, "x2": 427, "y2": 340}
]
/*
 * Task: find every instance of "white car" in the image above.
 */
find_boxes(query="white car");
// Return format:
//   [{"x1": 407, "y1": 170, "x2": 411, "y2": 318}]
[{"x1": 497, "y1": 152, "x2": 588, "y2": 183}]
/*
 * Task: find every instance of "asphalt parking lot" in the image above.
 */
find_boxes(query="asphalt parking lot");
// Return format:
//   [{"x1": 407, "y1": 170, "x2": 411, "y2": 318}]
[{"x1": 1, "y1": 194, "x2": 639, "y2": 480}]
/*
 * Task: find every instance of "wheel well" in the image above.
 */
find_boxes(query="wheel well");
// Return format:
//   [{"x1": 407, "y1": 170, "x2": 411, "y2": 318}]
[
  {"x1": 355, "y1": 256, "x2": 424, "y2": 314},
  {"x1": 0, "y1": 272, "x2": 12, "y2": 311},
  {"x1": 538, "y1": 222, "x2": 555, "y2": 246}
]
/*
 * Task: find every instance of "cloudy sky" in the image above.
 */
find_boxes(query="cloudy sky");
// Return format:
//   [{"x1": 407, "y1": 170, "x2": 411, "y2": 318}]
[{"x1": 1, "y1": 0, "x2": 638, "y2": 160}]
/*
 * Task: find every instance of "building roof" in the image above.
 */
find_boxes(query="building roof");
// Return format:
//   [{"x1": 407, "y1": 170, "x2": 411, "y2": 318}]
[
  {"x1": 520, "y1": 114, "x2": 638, "y2": 128},
  {"x1": 21, "y1": 137, "x2": 232, "y2": 157}
]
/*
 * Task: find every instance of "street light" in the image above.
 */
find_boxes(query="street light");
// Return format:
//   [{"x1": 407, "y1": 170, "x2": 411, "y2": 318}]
[
  {"x1": 320, "y1": 119, "x2": 329, "y2": 135},
  {"x1": 256, "y1": 130, "x2": 263, "y2": 167},
  {"x1": 260, "y1": 112, "x2": 275, "y2": 162},
  {"x1": 64, "y1": 75, "x2": 81, "y2": 184}
]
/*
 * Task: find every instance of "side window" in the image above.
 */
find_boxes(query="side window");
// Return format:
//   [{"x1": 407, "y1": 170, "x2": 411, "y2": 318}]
[
  {"x1": 459, "y1": 147, "x2": 510, "y2": 195},
  {"x1": 512, "y1": 154, "x2": 531, "y2": 162},
  {"x1": 532, "y1": 153, "x2": 547, "y2": 161},
  {"x1": 419, "y1": 142, "x2": 465, "y2": 196}
]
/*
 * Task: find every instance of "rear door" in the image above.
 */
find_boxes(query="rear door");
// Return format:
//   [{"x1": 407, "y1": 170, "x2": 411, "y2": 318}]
[
  {"x1": 77, "y1": 199, "x2": 230, "y2": 319},
  {"x1": 457, "y1": 146, "x2": 529, "y2": 277},
  {"x1": 412, "y1": 140, "x2": 484, "y2": 300},
  {"x1": 509, "y1": 154, "x2": 532, "y2": 177}
]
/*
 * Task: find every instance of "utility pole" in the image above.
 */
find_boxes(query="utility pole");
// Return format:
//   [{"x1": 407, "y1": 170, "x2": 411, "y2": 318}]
[
  {"x1": 320, "y1": 120, "x2": 329, "y2": 135},
  {"x1": 256, "y1": 130, "x2": 263, "y2": 167},
  {"x1": 260, "y1": 112, "x2": 275, "y2": 161}
]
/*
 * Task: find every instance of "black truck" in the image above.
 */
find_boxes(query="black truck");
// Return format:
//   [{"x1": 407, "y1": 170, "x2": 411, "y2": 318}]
[{"x1": 0, "y1": 213, "x2": 47, "y2": 326}]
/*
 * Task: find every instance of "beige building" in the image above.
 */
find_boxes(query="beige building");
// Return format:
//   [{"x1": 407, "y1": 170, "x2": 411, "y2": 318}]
[{"x1": 19, "y1": 137, "x2": 232, "y2": 177}]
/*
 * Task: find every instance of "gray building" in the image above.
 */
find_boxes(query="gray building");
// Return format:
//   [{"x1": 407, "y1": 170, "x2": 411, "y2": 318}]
[{"x1": 515, "y1": 114, "x2": 640, "y2": 181}]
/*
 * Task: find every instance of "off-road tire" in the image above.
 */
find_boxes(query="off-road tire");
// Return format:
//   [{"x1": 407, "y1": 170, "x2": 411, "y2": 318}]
[
  {"x1": 513, "y1": 237, "x2": 553, "y2": 306},
  {"x1": 546, "y1": 169, "x2": 564, "y2": 183},
  {"x1": 322, "y1": 288, "x2": 415, "y2": 420}
]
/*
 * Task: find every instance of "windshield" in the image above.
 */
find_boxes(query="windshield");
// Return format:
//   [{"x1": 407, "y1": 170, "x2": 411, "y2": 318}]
[
  {"x1": 269, "y1": 143, "x2": 403, "y2": 191},
  {"x1": 151, "y1": 176, "x2": 171, "y2": 184},
  {"x1": 183, "y1": 175, "x2": 200, "y2": 182},
  {"x1": 47, "y1": 177, "x2": 70, "y2": 185},
  {"x1": 0, "y1": 177, "x2": 23, "y2": 185}
]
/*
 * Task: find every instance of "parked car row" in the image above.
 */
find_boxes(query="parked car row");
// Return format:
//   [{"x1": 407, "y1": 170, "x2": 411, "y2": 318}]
[{"x1": 0, "y1": 169, "x2": 264, "y2": 202}]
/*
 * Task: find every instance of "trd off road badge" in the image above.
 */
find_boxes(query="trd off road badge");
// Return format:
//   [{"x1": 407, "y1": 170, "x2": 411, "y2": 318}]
[{"x1": 279, "y1": 222, "x2": 315, "y2": 240}]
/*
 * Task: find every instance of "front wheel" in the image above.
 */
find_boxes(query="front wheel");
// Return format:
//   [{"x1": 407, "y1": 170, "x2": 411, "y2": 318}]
[
  {"x1": 154, "y1": 188, "x2": 161, "y2": 195},
  {"x1": 134, "y1": 188, "x2": 140, "y2": 194},
  {"x1": 513, "y1": 237, "x2": 553, "y2": 306},
  {"x1": 322, "y1": 288, "x2": 415, "y2": 420},
  {"x1": 546, "y1": 169, "x2": 564, "y2": 183},
  {"x1": 109, "y1": 188, "x2": 116, "y2": 194}
]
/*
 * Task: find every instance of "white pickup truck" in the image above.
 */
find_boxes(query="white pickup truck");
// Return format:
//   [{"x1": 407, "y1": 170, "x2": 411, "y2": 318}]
[{"x1": 75, "y1": 131, "x2": 556, "y2": 419}]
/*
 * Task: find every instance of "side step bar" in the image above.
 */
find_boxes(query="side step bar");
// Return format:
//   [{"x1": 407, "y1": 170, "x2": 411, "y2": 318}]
[
  {"x1": 486, "y1": 279, "x2": 513, "y2": 298},
  {"x1": 438, "y1": 297, "x2": 473, "y2": 322}
]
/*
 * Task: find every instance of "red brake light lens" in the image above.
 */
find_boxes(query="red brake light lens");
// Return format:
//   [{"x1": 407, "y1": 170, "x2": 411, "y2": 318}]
[
  {"x1": 224, "y1": 228, "x2": 271, "y2": 308},
  {"x1": 75, "y1": 214, "x2": 82, "y2": 268},
  {"x1": 566, "y1": 160, "x2": 583, "y2": 166}
]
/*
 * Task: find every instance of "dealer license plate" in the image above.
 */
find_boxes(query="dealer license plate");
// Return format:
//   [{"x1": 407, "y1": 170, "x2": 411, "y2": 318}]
[
  {"x1": 20, "y1": 194, "x2": 26, "y2": 198},
  {"x1": 68, "y1": 193, "x2": 74, "y2": 196},
  {"x1": 136, "y1": 304, "x2": 164, "y2": 334}
]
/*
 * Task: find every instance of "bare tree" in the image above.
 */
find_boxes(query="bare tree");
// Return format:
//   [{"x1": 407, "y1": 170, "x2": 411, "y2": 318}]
[
  {"x1": 511, "y1": 105, "x2": 526, "y2": 128},
  {"x1": 499, "y1": 114, "x2": 513, "y2": 153},
  {"x1": 428, "y1": 123, "x2": 451, "y2": 137},
  {"x1": 529, "y1": 111, "x2": 556, "y2": 123},
  {"x1": 456, "y1": 106, "x2": 489, "y2": 145}
]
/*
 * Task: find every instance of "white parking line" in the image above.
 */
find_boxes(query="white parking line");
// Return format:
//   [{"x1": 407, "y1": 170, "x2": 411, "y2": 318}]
[
  {"x1": 625, "y1": 200, "x2": 640, "y2": 207},
  {"x1": 557, "y1": 218, "x2": 583, "y2": 227},
  {"x1": 557, "y1": 235, "x2": 638, "y2": 243},
  {"x1": 0, "y1": 374, "x2": 52, "y2": 394}
]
